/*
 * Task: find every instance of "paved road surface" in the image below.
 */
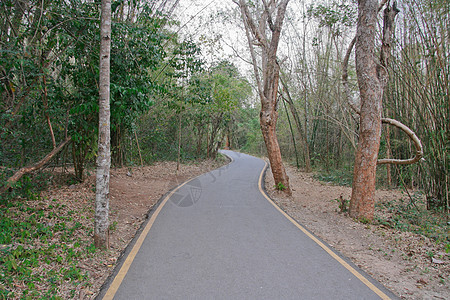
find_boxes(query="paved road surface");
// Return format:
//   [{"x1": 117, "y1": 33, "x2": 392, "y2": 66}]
[{"x1": 99, "y1": 150, "x2": 396, "y2": 300}]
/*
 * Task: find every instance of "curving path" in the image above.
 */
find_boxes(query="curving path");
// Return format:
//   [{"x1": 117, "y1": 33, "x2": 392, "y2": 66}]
[{"x1": 99, "y1": 150, "x2": 397, "y2": 300}]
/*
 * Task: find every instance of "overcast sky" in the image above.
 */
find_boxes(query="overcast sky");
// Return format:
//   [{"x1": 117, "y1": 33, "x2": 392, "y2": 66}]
[{"x1": 172, "y1": 0, "x2": 255, "y2": 74}]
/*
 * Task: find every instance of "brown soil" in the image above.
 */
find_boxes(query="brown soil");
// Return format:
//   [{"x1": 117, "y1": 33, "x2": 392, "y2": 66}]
[{"x1": 265, "y1": 164, "x2": 449, "y2": 300}]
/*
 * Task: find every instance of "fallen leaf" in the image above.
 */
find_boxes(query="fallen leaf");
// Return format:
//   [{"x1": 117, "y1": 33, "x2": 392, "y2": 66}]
[
  {"x1": 416, "y1": 278, "x2": 428, "y2": 285},
  {"x1": 432, "y1": 257, "x2": 445, "y2": 264}
]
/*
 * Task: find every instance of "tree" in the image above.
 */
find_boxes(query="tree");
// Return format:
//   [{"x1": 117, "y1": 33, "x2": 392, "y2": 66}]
[
  {"x1": 94, "y1": 0, "x2": 112, "y2": 249},
  {"x1": 235, "y1": 0, "x2": 291, "y2": 194},
  {"x1": 349, "y1": 0, "x2": 399, "y2": 220},
  {"x1": 109, "y1": 3, "x2": 170, "y2": 166}
]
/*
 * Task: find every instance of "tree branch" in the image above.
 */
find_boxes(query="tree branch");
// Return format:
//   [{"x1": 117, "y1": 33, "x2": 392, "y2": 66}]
[
  {"x1": 238, "y1": 0, "x2": 264, "y2": 99},
  {"x1": 237, "y1": 0, "x2": 269, "y2": 48},
  {"x1": 342, "y1": 35, "x2": 357, "y2": 110},
  {"x1": 262, "y1": 0, "x2": 275, "y2": 32},
  {"x1": 1, "y1": 137, "x2": 72, "y2": 194},
  {"x1": 378, "y1": 118, "x2": 423, "y2": 165},
  {"x1": 380, "y1": 0, "x2": 400, "y2": 68}
]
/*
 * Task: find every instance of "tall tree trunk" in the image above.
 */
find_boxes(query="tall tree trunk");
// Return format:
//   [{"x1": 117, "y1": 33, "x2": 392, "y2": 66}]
[
  {"x1": 177, "y1": 112, "x2": 182, "y2": 171},
  {"x1": 196, "y1": 124, "x2": 204, "y2": 156},
  {"x1": 237, "y1": 0, "x2": 291, "y2": 194},
  {"x1": 349, "y1": 0, "x2": 399, "y2": 220},
  {"x1": 95, "y1": 0, "x2": 112, "y2": 249},
  {"x1": 386, "y1": 114, "x2": 392, "y2": 187}
]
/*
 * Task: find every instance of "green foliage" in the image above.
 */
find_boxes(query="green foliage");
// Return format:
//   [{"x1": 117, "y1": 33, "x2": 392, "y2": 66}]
[
  {"x1": 0, "y1": 171, "x2": 53, "y2": 205},
  {"x1": 0, "y1": 0, "x2": 185, "y2": 181},
  {"x1": 358, "y1": 216, "x2": 371, "y2": 224},
  {"x1": 240, "y1": 112, "x2": 265, "y2": 156},
  {"x1": 0, "y1": 198, "x2": 95, "y2": 298},
  {"x1": 333, "y1": 196, "x2": 349, "y2": 213},
  {"x1": 109, "y1": 221, "x2": 118, "y2": 232},
  {"x1": 314, "y1": 168, "x2": 353, "y2": 187},
  {"x1": 136, "y1": 57, "x2": 253, "y2": 162},
  {"x1": 374, "y1": 192, "x2": 449, "y2": 243},
  {"x1": 307, "y1": 0, "x2": 357, "y2": 35},
  {"x1": 275, "y1": 182, "x2": 286, "y2": 191},
  {"x1": 0, "y1": 0, "x2": 258, "y2": 189}
]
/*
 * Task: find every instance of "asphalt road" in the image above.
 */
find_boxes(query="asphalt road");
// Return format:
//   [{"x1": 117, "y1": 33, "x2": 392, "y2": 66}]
[{"x1": 99, "y1": 150, "x2": 397, "y2": 300}]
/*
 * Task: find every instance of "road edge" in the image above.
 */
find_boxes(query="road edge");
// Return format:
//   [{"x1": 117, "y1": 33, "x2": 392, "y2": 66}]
[
  {"x1": 257, "y1": 160, "x2": 397, "y2": 300},
  {"x1": 96, "y1": 156, "x2": 232, "y2": 300}
]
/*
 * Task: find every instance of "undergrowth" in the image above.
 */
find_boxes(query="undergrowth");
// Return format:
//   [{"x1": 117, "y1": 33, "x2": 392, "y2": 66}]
[
  {"x1": 318, "y1": 171, "x2": 449, "y2": 250},
  {"x1": 374, "y1": 191, "x2": 449, "y2": 245},
  {"x1": 0, "y1": 196, "x2": 96, "y2": 299},
  {"x1": 314, "y1": 169, "x2": 353, "y2": 187}
]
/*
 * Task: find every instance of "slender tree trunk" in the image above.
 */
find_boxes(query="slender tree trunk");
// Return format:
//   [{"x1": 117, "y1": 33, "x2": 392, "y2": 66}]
[
  {"x1": 134, "y1": 130, "x2": 143, "y2": 167},
  {"x1": 95, "y1": 0, "x2": 112, "y2": 249},
  {"x1": 196, "y1": 125, "x2": 203, "y2": 156},
  {"x1": 237, "y1": 0, "x2": 291, "y2": 194},
  {"x1": 280, "y1": 77, "x2": 312, "y2": 172},
  {"x1": 225, "y1": 131, "x2": 231, "y2": 150},
  {"x1": 206, "y1": 123, "x2": 210, "y2": 158},
  {"x1": 386, "y1": 116, "x2": 392, "y2": 186},
  {"x1": 282, "y1": 97, "x2": 300, "y2": 169},
  {"x1": 41, "y1": 74, "x2": 56, "y2": 148},
  {"x1": 177, "y1": 112, "x2": 182, "y2": 171}
]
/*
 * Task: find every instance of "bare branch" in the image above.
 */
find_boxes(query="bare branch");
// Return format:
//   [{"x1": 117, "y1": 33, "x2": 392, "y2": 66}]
[
  {"x1": 342, "y1": 36, "x2": 357, "y2": 110},
  {"x1": 378, "y1": 118, "x2": 423, "y2": 165},
  {"x1": 342, "y1": 0, "x2": 393, "y2": 95},
  {"x1": 262, "y1": 0, "x2": 275, "y2": 31},
  {"x1": 1, "y1": 137, "x2": 72, "y2": 194},
  {"x1": 380, "y1": 1, "x2": 400, "y2": 68},
  {"x1": 237, "y1": 0, "x2": 269, "y2": 48},
  {"x1": 238, "y1": 2, "x2": 264, "y2": 98}
]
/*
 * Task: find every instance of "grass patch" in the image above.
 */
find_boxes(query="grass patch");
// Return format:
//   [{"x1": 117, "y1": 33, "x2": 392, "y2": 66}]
[
  {"x1": 313, "y1": 169, "x2": 353, "y2": 187},
  {"x1": 0, "y1": 196, "x2": 96, "y2": 299},
  {"x1": 314, "y1": 168, "x2": 449, "y2": 248},
  {"x1": 374, "y1": 191, "x2": 449, "y2": 244}
]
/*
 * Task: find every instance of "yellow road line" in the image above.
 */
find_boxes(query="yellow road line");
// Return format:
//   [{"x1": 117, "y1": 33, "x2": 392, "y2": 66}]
[
  {"x1": 102, "y1": 156, "x2": 234, "y2": 300},
  {"x1": 102, "y1": 180, "x2": 192, "y2": 300},
  {"x1": 258, "y1": 161, "x2": 391, "y2": 300}
]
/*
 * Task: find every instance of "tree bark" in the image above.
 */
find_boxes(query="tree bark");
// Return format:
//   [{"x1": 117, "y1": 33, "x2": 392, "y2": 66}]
[
  {"x1": 95, "y1": 0, "x2": 112, "y2": 249},
  {"x1": 342, "y1": 4, "x2": 422, "y2": 168},
  {"x1": 349, "y1": 0, "x2": 399, "y2": 220},
  {"x1": 177, "y1": 112, "x2": 182, "y2": 171},
  {"x1": 237, "y1": 0, "x2": 291, "y2": 194}
]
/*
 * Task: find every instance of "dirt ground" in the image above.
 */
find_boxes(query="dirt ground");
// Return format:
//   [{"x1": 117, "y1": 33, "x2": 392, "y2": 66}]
[
  {"x1": 14, "y1": 157, "x2": 448, "y2": 299},
  {"x1": 265, "y1": 164, "x2": 449, "y2": 300}
]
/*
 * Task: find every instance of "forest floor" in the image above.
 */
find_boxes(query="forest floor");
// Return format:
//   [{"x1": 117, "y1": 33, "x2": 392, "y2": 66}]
[
  {"x1": 0, "y1": 159, "x2": 226, "y2": 299},
  {"x1": 1, "y1": 156, "x2": 448, "y2": 299},
  {"x1": 266, "y1": 164, "x2": 449, "y2": 300}
]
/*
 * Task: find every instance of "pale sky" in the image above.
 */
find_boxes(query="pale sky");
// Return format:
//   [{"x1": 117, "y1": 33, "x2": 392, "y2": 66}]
[{"x1": 172, "y1": 0, "x2": 248, "y2": 70}]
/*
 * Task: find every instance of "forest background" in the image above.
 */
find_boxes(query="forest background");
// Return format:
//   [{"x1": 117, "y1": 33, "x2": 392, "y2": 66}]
[{"x1": 0, "y1": 0, "x2": 448, "y2": 298}]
